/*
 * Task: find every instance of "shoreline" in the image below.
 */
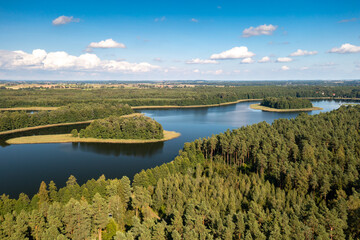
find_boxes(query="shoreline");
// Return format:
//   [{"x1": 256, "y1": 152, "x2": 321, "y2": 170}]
[
  {"x1": 0, "y1": 113, "x2": 143, "y2": 136},
  {"x1": 250, "y1": 103, "x2": 323, "y2": 112},
  {"x1": 6, "y1": 130, "x2": 181, "y2": 145},
  {"x1": 0, "y1": 97, "x2": 359, "y2": 112},
  {"x1": 131, "y1": 99, "x2": 263, "y2": 109}
]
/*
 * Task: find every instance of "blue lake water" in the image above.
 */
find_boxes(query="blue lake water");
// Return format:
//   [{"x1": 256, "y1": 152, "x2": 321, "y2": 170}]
[{"x1": 0, "y1": 100, "x2": 356, "y2": 198}]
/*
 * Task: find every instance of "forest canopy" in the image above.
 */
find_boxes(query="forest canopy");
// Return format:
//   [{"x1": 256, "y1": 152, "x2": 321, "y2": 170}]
[
  {"x1": 0, "y1": 85, "x2": 359, "y2": 108},
  {"x1": 78, "y1": 115, "x2": 164, "y2": 140},
  {"x1": 0, "y1": 105, "x2": 359, "y2": 239},
  {"x1": 261, "y1": 97, "x2": 313, "y2": 109},
  {"x1": 0, "y1": 103, "x2": 133, "y2": 132}
]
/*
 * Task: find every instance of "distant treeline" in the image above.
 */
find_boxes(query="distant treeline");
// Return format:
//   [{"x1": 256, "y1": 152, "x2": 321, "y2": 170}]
[
  {"x1": 77, "y1": 115, "x2": 164, "y2": 140},
  {"x1": 0, "y1": 85, "x2": 360, "y2": 107},
  {"x1": 261, "y1": 96, "x2": 313, "y2": 109},
  {"x1": 0, "y1": 103, "x2": 133, "y2": 132},
  {"x1": 1, "y1": 105, "x2": 359, "y2": 239}
]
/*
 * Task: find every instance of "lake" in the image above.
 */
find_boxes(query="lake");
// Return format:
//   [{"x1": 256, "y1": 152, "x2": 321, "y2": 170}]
[{"x1": 0, "y1": 100, "x2": 357, "y2": 198}]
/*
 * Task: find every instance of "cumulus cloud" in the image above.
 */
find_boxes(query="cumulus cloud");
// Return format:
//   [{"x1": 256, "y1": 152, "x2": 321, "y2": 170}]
[
  {"x1": 193, "y1": 69, "x2": 200, "y2": 73},
  {"x1": 214, "y1": 69, "x2": 223, "y2": 75},
  {"x1": 258, "y1": 56, "x2": 270, "y2": 63},
  {"x1": 242, "y1": 24, "x2": 277, "y2": 37},
  {"x1": 52, "y1": 16, "x2": 80, "y2": 25},
  {"x1": 186, "y1": 58, "x2": 218, "y2": 64},
  {"x1": 88, "y1": 39, "x2": 126, "y2": 49},
  {"x1": 0, "y1": 49, "x2": 159, "y2": 73},
  {"x1": 277, "y1": 57, "x2": 293, "y2": 63},
  {"x1": 329, "y1": 43, "x2": 360, "y2": 54},
  {"x1": 241, "y1": 58, "x2": 255, "y2": 64},
  {"x1": 281, "y1": 66, "x2": 290, "y2": 71},
  {"x1": 338, "y1": 18, "x2": 358, "y2": 23},
  {"x1": 210, "y1": 46, "x2": 255, "y2": 60},
  {"x1": 290, "y1": 49, "x2": 318, "y2": 56}
]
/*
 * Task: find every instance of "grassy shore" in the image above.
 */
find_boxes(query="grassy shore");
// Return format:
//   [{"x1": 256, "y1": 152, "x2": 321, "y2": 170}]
[
  {"x1": 0, "y1": 113, "x2": 143, "y2": 135},
  {"x1": 6, "y1": 130, "x2": 180, "y2": 145},
  {"x1": 250, "y1": 103, "x2": 323, "y2": 112}
]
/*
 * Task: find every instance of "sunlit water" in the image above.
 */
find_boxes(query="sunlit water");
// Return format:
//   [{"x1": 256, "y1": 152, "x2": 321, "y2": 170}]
[{"x1": 0, "y1": 100, "x2": 357, "y2": 197}]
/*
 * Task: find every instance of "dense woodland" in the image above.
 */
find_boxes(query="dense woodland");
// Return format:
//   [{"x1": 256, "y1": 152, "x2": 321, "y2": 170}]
[
  {"x1": 1, "y1": 105, "x2": 359, "y2": 239},
  {"x1": 261, "y1": 97, "x2": 313, "y2": 109},
  {"x1": 0, "y1": 103, "x2": 133, "y2": 132},
  {"x1": 0, "y1": 85, "x2": 360, "y2": 108},
  {"x1": 77, "y1": 116, "x2": 164, "y2": 140}
]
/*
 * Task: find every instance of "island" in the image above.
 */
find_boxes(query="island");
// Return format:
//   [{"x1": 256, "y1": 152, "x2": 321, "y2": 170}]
[
  {"x1": 6, "y1": 115, "x2": 180, "y2": 144},
  {"x1": 250, "y1": 97, "x2": 323, "y2": 112}
]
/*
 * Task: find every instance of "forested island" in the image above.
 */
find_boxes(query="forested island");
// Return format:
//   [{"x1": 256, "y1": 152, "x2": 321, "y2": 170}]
[
  {"x1": 78, "y1": 115, "x2": 164, "y2": 140},
  {"x1": 250, "y1": 97, "x2": 323, "y2": 112},
  {"x1": 1, "y1": 105, "x2": 359, "y2": 239},
  {"x1": 261, "y1": 97, "x2": 313, "y2": 109}
]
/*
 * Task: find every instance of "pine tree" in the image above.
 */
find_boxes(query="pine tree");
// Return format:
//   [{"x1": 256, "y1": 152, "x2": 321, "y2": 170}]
[
  {"x1": 92, "y1": 193, "x2": 109, "y2": 240},
  {"x1": 38, "y1": 181, "x2": 49, "y2": 204}
]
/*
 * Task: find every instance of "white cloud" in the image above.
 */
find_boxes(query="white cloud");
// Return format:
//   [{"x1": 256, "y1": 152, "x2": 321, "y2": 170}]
[
  {"x1": 314, "y1": 62, "x2": 337, "y2": 67},
  {"x1": 281, "y1": 66, "x2": 290, "y2": 71},
  {"x1": 11, "y1": 49, "x2": 47, "y2": 68},
  {"x1": 300, "y1": 67, "x2": 309, "y2": 70},
  {"x1": 242, "y1": 24, "x2": 277, "y2": 37},
  {"x1": 277, "y1": 57, "x2": 293, "y2": 63},
  {"x1": 186, "y1": 58, "x2": 218, "y2": 64},
  {"x1": 52, "y1": 16, "x2": 80, "y2": 25},
  {"x1": 191, "y1": 18, "x2": 198, "y2": 23},
  {"x1": 241, "y1": 58, "x2": 255, "y2": 64},
  {"x1": 153, "y1": 58, "x2": 162, "y2": 62},
  {"x1": 102, "y1": 61, "x2": 159, "y2": 73},
  {"x1": 210, "y1": 46, "x2": 255, "y2": 60},
  {"x1": 214, "y1": 69, "x2": 223, "y2": 75},
  {"x1": 290, "y1": 49, "x2": 318, "y2": 56},
  {"x1": 43, "y1": 52, "x2": 101, "y2": 70},
  {"x1": 193, "y1": 69, "x2": 200, "y2": 73},
  {"x1": 338, "y1": 18, "x2": 358, "y2": 23},
  {"x1": 88, "y1": 39, "x2": 126, "y2": 49},
  {"x1": 258, "y1": 56, "x2": 270, "y2": 63},
  {"x1": 329, "y1": 43, "x2": 360, "y2": 54},
  {"x1": 0, "y1": 49, "x2": 159, "y2": 73},
  {"x1": 154, "y1": 16, "x2": 166, "y2": 22}
]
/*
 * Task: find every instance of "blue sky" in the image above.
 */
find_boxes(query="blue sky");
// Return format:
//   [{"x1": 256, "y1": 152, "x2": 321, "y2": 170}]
[{"x1": 0, "y1": 0, "x2": 359, "y2": 80}]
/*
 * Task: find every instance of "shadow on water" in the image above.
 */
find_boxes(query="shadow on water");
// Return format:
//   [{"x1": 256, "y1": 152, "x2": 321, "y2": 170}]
[{"x1": 71, "y1": 141, "x2": 164, "y2": 157}]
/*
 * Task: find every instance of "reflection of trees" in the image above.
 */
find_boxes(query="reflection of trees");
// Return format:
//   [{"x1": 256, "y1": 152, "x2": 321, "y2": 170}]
[{"x1": 72, "y1": 141, "x2": 164, "y2": 157}]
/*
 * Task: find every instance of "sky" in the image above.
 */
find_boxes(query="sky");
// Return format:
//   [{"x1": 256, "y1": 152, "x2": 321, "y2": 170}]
[{"x1": 0, "y1": 0, "x2": 359, "y2": 81}]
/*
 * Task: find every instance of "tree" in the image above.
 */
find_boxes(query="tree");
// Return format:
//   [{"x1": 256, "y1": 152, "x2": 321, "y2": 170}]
[
  {"x1": 92, "y1": 193, "x2": 109, "y2": 240},
  {"x1": 38, "y1": 181, "x2": 49, "y2": 204}
]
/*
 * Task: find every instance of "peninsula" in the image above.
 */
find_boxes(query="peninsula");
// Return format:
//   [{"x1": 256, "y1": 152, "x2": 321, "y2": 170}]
[{"x1": 6, "y1": 115, "x2": 180, "y2": 144}]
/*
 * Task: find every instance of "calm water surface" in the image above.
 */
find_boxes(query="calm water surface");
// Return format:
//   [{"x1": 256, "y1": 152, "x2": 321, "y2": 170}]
[{"x1": 0, "y1": 100, "x2": 356, "y2": 197}]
